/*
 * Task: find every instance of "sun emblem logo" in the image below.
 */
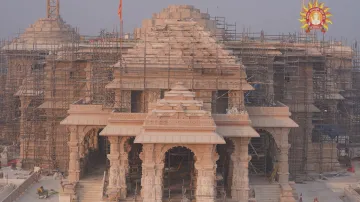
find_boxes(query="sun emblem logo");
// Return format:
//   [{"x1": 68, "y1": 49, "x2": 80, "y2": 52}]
[{"x1": 299, "y1": 0, "x2": 333, "y2": 33}]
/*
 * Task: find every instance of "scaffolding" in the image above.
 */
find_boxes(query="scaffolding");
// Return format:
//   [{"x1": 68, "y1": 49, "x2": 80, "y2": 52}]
[
  {"x1": 0, "y1": 16, "x2": 83, "y2": 171},
  {"x1": 0, "y1": 4, "x2": 359, "y2": 190},
  {"x1": 210, "y1": 24, "x2": 355, "y2": 180}
]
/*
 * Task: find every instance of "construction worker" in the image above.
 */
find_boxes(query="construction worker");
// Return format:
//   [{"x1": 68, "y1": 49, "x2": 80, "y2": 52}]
[
  {"x1": 37, "y1": 186, "x2": 48, "y2": 198},
  {"x1": 37, "y1": 186, "x2": 44, "y2": 194}
]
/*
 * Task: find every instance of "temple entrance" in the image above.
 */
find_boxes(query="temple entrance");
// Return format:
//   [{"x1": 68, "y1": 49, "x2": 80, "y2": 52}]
[
  {"x1": 249, "y1": 130, "x2": 278, "y2": 183},
  {"x1": 126, "y1": 137, "x2": 143, "y2": 197},
  {"x1": 81, "y1": 128, "x2": 109, "y2": 179},
  {"x1": 216, "y1": 138, "x2": 234, "y2": 198},
  {"x1": 163, "y1": 146, "x2": 195, "y2": 201}
]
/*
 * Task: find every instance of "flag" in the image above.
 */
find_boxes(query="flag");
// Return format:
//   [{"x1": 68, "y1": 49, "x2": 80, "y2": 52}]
[{"x1": 118, "y1": 0, "x2": 123, "y2": 21}]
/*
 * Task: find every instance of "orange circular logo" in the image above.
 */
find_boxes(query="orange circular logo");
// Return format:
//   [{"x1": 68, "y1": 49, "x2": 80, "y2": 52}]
[{"x1": 300, "y1": 0, "x2": 333, "y2": 33}]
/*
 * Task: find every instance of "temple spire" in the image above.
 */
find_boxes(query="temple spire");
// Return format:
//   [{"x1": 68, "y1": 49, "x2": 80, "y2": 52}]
[{"x1": 47, "y1": 0, "x2": 60, "y2": 19}]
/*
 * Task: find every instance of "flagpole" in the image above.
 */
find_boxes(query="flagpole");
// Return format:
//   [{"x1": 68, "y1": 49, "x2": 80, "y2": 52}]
[
  {"x1": 118, "y1": 0, "x2": 123, "y2": 109},
  {"x1": 119, "y1": 0, "x2": 123, "y2": 62}
]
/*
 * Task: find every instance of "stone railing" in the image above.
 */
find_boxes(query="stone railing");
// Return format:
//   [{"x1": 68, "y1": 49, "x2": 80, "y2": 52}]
[
  {"x1": 246, "y1": 102, "x2": 291, "y2": 117},
  {"x1": 345, "y1": 186, "x2": 360, "y2": 202},
  {"x1": 100, "y1": 171, "x2": 107, "y2": 200},
  {"x1": 59, "y1": 181, "x2": 77, "y2": 202},
  {"x1": 109, "y1": 112, "x2": 147, "y2": 122},
  {"x1": 68, "y1": 103, "x2": 105, "y2": 112},
  {"x1": 1, "y1": 171, "x2": 40, "y2": 202},
  {"x1": 212, "y1": 113, "x2": 250, "y2": 125},
  {"x1": 0, "y1": 184, "x2": 16, "y2": 200}
]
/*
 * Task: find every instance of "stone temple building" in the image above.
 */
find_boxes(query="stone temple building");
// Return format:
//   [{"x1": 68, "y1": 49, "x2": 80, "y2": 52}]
[
  {"x1": 1, "y1": 2, "x2": 359, "y2": 202},
  {"x1": 57, "y1": 6, "x2": 299, "y2": 202}
]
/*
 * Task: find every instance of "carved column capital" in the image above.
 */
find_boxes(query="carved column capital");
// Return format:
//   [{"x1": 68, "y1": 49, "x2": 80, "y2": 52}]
[
  {"x1": 67, "y1": 125, "x2": 78, "y2": 133},
  {"x1": 278, "y1": 144, "x2": 290, "y2": 154},
  {"x1": 108, "y1": 136, "x2": 119, "y2": 144}
]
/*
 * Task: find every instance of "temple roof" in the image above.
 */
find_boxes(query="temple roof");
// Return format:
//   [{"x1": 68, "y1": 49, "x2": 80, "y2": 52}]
[
  {"x1": 3, "y1": 17, "x2": 79, "y2": 51},
  {"x1": 134, "y1": 5, "x2": 218, "y2": 39},
  {"x1": 135, "y1": 82, "x2": 225, "y2": 144},
  {"x1": 107, "y1": 18, "x2": 252, "y2": 91}
]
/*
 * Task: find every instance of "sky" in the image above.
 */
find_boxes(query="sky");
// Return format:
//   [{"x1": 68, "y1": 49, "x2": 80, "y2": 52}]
[{"x1": 0, "y1": 0, "x2": 358, "y2": 44}]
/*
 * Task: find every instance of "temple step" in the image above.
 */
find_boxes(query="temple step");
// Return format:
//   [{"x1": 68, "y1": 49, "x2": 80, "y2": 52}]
[
  {"x1": 76, "y1": 179, "x2": 103, "y2": 202},
  {"x1": 253, "y1": 184, "x2": 281, "y2": 202}
]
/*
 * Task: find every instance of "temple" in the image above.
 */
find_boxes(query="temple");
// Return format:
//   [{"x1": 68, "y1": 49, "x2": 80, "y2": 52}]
[
  {"x1": 1, "y1": 3, "x2": 359, "y2": 202},
  {"x1": 59, "y1": 11, "x2": 298, "y2": 201}
]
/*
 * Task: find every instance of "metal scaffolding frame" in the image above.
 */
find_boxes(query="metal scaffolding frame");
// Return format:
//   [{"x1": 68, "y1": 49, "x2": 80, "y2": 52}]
[{"x1": 0, "y1": 4, "x2": 358, "y2": 187}]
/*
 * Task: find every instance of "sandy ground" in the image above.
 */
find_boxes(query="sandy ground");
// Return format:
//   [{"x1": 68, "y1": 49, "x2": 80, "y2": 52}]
[
  {"x1": 1, "y1": 166, "x2": 32, "y2": 181},
  {"x1": 16, "y1": 176, "x2": 61, "y2": 202},
  {"x1": 11, "y1": 169, "x2": 360, "y2": 202},
  {"x1": 294, "y1": 171, "x2": 360, "y2": 202}
]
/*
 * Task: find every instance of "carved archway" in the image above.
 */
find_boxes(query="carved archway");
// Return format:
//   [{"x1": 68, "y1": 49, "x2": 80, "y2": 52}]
[
  {"x1": 216, "y1": 138, "x2": 235, "y2": 197},
  {"x1": 248, "y1": 129, "x2": 278, "y2": 178},
  {"x1": 139, "y1": 144, "x2": 217, "y2": 201},
  {"x1": 126, "y1": 137, "x2": 143, "y2": 197},
  {"x1": 160, "y1": 145, "x2": 199, "y2": 160},
  {"x1": 77, "y1": 126, "x2": 108, "y2": 179},
  {"x1": 162, "y1": 146, "x2": 196, "y2": 200}
]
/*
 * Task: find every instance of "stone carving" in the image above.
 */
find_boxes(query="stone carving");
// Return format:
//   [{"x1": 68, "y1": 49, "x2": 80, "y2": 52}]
[
  {"x1": 249, "y1": 186, "x2": 255, "y2": 198},
  {"x1": 181, "y1": 188, "x2": 190, "y2": 202},
  {"x1": 226, "y1": 106, "x2": 239, "y2": 114},
  {"x1": 226, "y1": 105, "x2": 247, "y2": 115},
  {"x1": 0, "y1": 147, "x2": 8, "y2": 167}
]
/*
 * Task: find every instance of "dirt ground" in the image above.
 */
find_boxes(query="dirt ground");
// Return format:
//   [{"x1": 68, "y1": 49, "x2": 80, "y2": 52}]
[
  {"x1": 16, "y1": 176, "x2": 61, "y2": 202},
  {"x1": 294, "y1": 171, "x2": 360, "y2": 202}
]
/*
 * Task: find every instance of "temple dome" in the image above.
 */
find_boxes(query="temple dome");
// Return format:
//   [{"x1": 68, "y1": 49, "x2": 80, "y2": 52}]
[
  {"x1": 134, "y1": 5, "x2": 221, "y2": 39},
  {"x1": 7, "y1": 17, "x2": 79, "y2": 50}
]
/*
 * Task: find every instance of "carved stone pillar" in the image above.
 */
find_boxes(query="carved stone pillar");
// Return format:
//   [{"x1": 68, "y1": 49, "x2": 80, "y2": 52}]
[
  {"x1": 107, "y1": 136, "x2": 121, "y2": 194},
  {"x1": 115, "y1": 89, "x2": 121, "y2": 109},
  {"x1": 227, "y1": 158, "x2": 233, "y2": 194},
  {"x1": 228, "y1": 91, "x2": 245, "y2": 111},
  {"x1": 278, "y1": 143, "x2": 290, "y2": 184},
  {"x1": 68, "y1": 126, "x2": 80, "y2": 183},
  {"x1": 17, "y1": 98, "x2": 28, "y2": 168},
  {"x1": 119, "y1": 149, "x2": 128, "y2": 198},
  {"x1": 194, "y1": 145, "x2": 217, "y2": 202},
  {"x1": 94, "y1": 130, "x2": 99, "y2": 150},
  {"x1": 122, "y1": 90, "x2": 131, "y2": 112},
  {"x1": 145, "y1": 90, "x2": 160, "y2": 113},
  {"x1": 140, "y1": 144, "x2": 157, "y2": 202},
  {"x1": 88, "y1": 130, "x2": 95, "y2": 149},
  {"x1": 267, "y1": 128, "x2": 295, "y2": 202},
  {"x1": 79, "y1": 141, "x2": 85, "y2": 158},
  {"x1": 231, "y1": 137, "x2": 251, "y2": 202},
  {"x1": 268, "y1": 128, "x2": 291, "y2": 185},
  {"x1": 155, "y1": 147, "x2": 165, "y2": 202}
]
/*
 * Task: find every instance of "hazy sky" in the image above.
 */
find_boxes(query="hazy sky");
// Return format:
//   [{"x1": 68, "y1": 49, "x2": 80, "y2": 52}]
[{"x1": 0, "y1": 0, "x2": 358, "y2": 43}]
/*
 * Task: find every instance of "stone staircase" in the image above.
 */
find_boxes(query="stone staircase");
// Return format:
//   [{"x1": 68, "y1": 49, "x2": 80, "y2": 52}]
[
  {"x1": 253, "y1": 184, "x2": 281, "y2": 202},
  {"x1": 76, "y1": 179, "x2": 103, "y2": 202}
]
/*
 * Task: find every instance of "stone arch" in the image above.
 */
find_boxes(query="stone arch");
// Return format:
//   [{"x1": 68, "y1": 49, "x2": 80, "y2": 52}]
[
  {"x1": 125, "y1": 137, "x2": 142, "y2": 197},
  {"x1": 120, "y1": 136, "x2": 132, "y2": 153},
  {"x1": 76, "y1": 126, "x2": 98, "y2": 142},
  {"x1": 77, "y1": 126, "x2": 108, "y2": 179},
  {"x1": 216, "y1": 138, "x2": 235, "y2": 197},
  {"x1": 162, "y1": 145, "x2": 197, "y2": 200},
  {"x1": 257, "y1": 128, "x2": 291, "y2": 150},
  {"x1": 160, "y1": 144, "x2": 199, "y2": 163},
  {"x1": 248, "y1": 129, "x2": 278, "y2": 177}
]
